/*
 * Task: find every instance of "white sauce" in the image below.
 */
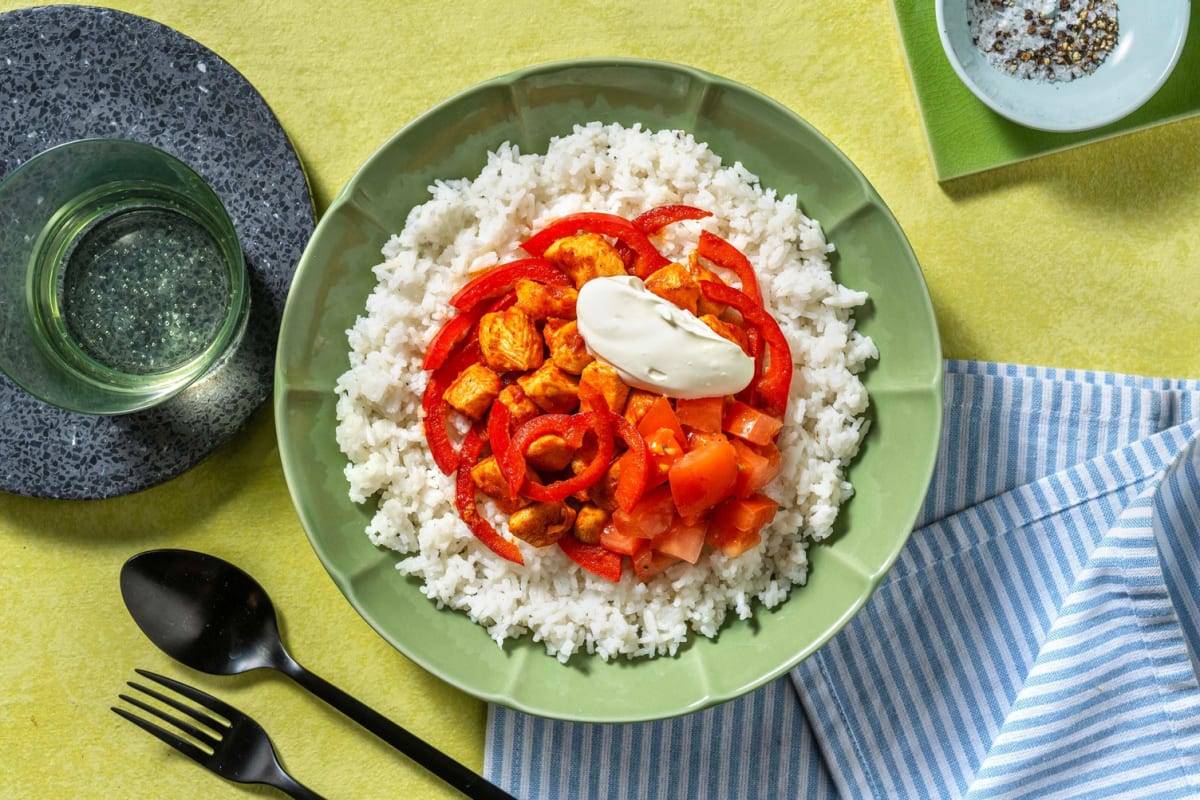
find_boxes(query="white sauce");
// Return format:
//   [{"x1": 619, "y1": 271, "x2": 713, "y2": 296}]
[{"x1": 575, "y1": 275, "x2": 754, "y2": 399}]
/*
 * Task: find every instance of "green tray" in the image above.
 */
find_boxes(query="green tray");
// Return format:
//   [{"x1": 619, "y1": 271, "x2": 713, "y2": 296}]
[{"x1": 894, "y1": 0, "x2": 1200, "y2": 181}]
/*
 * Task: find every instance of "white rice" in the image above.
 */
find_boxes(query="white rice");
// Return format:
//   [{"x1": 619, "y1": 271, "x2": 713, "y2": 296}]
[{"x1": 334, "y1": 122, "x2": 876, "y2": 662}]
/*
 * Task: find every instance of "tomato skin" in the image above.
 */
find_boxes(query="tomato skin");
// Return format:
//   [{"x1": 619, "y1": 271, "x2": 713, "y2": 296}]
[
  {"x1": 600, "y1": 525, "x2": 650, "y2": 557},
  {"x1": 722, "y1": 400, "x2": 783, "y2": 446},
  {"x1": 636, "y1": 395, "x2": 685, "y2": 447},
  {"x1": 644, "y1": 426, "x2": 684, "y2": 488},
  {"x1": 707, "y1": 494, "x2": 778, "y2": 557},
  {"x1": 731, "y1": 438, "x2": 782, "y2": 498},
  {"x1": 612, "y1": 484, "x2": 676, "y2": 539},
  {"x1": 667, "y1": 437, "x2": 738, "y2": 522},
  {"x1": 651, "y1": 516, "x2": 707, "y2": 564},
  {"x1": 632, "y1": 547, "x2": 677, "y2": 581},
  {"x1": 675, "y1": 396, "x2": 725, "y2": 434}
]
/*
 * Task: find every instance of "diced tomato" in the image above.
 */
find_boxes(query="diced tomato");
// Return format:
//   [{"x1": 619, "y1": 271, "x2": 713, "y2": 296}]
[
  {"x1": 707, "y1": 525, "x2": 762, "y2": 558},
  {"x1": 674, "y1": 396, "x2": 725, "y2": 434},
  {"x1": 651, "y1": 516, "x2": 707, "y2": 564},
  {"x1": 707, "y1": 494, "x2": 778, "y2": 557},
  {"x1": 644, "y1": 426, "x2": 684, "y2": 488},
  {"x1": 599, "y1": 525, "x2": 649, "y2": 557},
  {"x1": 612, "y1": 484, "x2": 675, "y2": 539},
  {"x1": 632, "y1": 547, "x2": 677, "y2": 581},
  {"x1": 667, "y1": 437, "x2": 738, "y2": 522},
  {"x1": 685, "y1": 430, "x2": 729, "y2": 451},
  {"x1": 636, "y1": 395, "x2": 685, "y2": 446},
  {"x1": 558, "y1": 535, "x2": 623, "y2": 582},
  {"x1": 722, "y1": 399, "x2": 783, "y2": 446},
  {"x1": 731, "y1": 438, "x2": 781, "y2": 498}
]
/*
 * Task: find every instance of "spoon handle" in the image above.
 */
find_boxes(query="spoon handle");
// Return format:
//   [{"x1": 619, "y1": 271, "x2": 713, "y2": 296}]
[{"x1": 281, "y1": 661, "x2": 516, "y2": 800}]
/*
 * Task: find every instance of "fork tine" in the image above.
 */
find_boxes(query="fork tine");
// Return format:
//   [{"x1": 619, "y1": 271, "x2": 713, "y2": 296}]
[
  {"x1": 134, "y1": 668, "x2": 240, "y2": 720},
  {"x1": 111, "y1": 705, "x2": 212, "y2": 764},
  {"x1": 125, "y1": 676, "x2": 231, "y2": 732},
  {"x1": 118, "y1": 690, "x2": 222, "y2": 751}
]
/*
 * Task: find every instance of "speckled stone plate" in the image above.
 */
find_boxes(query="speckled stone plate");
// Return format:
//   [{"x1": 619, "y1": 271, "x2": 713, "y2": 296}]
[{"x1": 0, "y1": 5, "x2": 314, "y2": 499}]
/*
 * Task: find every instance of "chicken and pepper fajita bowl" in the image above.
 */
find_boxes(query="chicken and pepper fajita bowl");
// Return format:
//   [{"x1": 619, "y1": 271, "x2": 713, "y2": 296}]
[{"x1": 334, "y1": 122, "x2": 876, "y2": 662}]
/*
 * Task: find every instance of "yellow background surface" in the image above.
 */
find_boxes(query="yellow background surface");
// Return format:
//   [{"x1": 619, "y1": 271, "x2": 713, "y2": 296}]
[{"x1": 2, "y1": 1, "x2": 1198, "y2": 798}]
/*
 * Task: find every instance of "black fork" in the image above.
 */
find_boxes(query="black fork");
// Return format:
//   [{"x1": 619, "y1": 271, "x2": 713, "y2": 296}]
[{"x1": 112, "y1": 669, "x2": 326, "y2": 800}]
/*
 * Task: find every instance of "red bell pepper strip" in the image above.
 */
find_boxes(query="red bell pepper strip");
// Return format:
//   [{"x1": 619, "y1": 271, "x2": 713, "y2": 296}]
[
  {"x1": 558, "y1": 534, "x2": 623, "y2": 582},
  {"x1": 633, "y1": 204, "x2": 712, "y2": 235},
  {"x1": 487, "y1": 397, "x2": 523, "y2": 500},
  {"x1": 520, "y1": 212, "x2": 670, "y2": 279},
  {"x1": 448, "y1": 258, "x2": 570, "y2": 312},
  {"x1": 737, "y1": 327, "x2": 763, "y2": 408},
  {"x1": 422, "y1": 289, "x2": 517, "y2": 372},
  {"x1": 422, "y1": 308, "x2": 479, "y2": 372},
  {"x1": 421, "y1": 340, "x2": 482, "y2": 474},
  {"x1": 700, "y1": 282, "x2": 793, "y2": 418},
  {"x1": 608, "y1": 413, "x2": 649, "y2": 512},
  {"x1": 455, "y1": 424, "x2": 524, "y2": 565},
  {"x1": 696, "y1": 230, "x2": 762, "y2": 307},
  {"x1": 507, "y1": 411, "x2": 615, "y2": 503}
]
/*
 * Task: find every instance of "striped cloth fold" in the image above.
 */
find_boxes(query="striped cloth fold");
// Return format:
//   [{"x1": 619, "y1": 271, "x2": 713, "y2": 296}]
[{"x1": 484, "y1": 361, "x2": 1200, "y2": 799}]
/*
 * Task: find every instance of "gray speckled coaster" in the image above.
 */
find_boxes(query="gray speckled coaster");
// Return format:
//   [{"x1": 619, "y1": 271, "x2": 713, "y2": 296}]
[{"x1": 0, "y1": 5, "x2": 315, "y2": 499}]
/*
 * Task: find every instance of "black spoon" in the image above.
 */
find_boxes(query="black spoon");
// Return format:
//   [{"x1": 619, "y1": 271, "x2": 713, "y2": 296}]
[{"x1": 119, "y1": 548, "x2": 515, "y2": 800}]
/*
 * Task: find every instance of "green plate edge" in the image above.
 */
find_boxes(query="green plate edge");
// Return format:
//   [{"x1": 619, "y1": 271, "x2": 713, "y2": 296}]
[{"x1": 274, "y1": 57, "x2": 943, "y2": 723}]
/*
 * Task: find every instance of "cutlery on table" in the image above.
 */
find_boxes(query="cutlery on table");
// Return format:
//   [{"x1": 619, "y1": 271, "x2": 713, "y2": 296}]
[
  {"x1": 112, "y1": 669, "x2": 326, "y2": 800},
  {"x1": 119, "y1": 549, "x2": 516, "y2": 800}
]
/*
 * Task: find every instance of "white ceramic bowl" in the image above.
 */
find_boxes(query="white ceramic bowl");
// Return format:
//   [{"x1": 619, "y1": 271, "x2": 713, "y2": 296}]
[{"x1": 936, "y1": 0, "x2": 1190, "y2": 132}]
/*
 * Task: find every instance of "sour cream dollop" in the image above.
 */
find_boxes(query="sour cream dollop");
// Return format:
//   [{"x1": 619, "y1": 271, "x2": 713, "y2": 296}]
[{"x1": 575, "y1": 275, "x2": 754, "y2": 399}]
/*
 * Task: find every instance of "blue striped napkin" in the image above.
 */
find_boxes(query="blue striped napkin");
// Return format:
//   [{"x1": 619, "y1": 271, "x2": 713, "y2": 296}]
[{"x1": 484, "y1": 361, "x2": 1200, "y2": 799}]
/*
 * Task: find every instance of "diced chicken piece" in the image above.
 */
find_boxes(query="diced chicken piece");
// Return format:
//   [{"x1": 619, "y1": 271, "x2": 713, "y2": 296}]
[
  {"x1": 583, "y1": 457, "x2": 621, "y2": 511},
  {"x1": 687, "y1": 251, "x2": 728, "y2": 317},
  {"x1": 544, "y1": 233, "x2": 627, "y2": 288},
  {"x1": 700, "y1": 314, "x2": 751, "y2": 353},
  {"x1": 579, "y1": 361, "x2": 630, "y2": 414},
  {"x1": 544, "y1": 318, "x2": 593, "y2": 374},
  {"x1": 495, "y1": 384, "x2": 540, "y2": 426},
  {"x1": 517, "y1": 361, "x2": 580, "y2": 413},
  {"x1": 525, "y1": 434, "x2": 575, "y2": 473},
  {"x1": 479, "y1": 307, "x2": 543, "y2": 372},
  {"x1": 514, "y1": 279, "x2": 578, "y2": 320},
  {"x1": 572, "y1": 503, "x2": 610, "y2": 545},
  {"x1": 442, "y1": 363, "x2": 501, "y2": 420},
  {"x1": 644, "y1": 262, "x2": 701, "y2": 315},
  {"x1": 623, "y1": 389, "x2": 658, "y2": 427},
  {"x1": 470, "y1": 456, "x2": 527, "y2": 514},
  {"x1": 508, "y1": 501, "x2": 576, "y2": 547},
  {"x1": 569, "y1": 432, "x2": 599, "y2": 477}
]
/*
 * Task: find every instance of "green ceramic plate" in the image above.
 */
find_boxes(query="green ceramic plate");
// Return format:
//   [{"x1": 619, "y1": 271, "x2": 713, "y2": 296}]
[{"x1": 275, "y1": 58, "x2": 943, "y2": 723}]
